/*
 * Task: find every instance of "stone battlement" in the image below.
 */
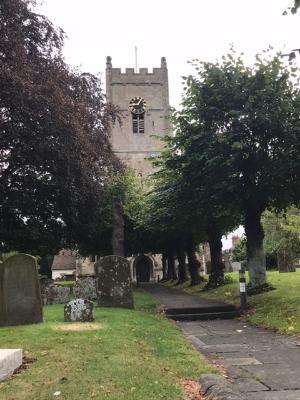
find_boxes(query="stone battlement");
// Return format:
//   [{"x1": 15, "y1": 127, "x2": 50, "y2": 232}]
[{"x1": 106, "y1": 56, "x2": 167, "y2": 84}]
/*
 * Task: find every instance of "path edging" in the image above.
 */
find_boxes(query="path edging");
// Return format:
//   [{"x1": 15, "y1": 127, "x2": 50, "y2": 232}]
[{"x1": 198, "y1": 374, "x2": 245, "y2": 400}]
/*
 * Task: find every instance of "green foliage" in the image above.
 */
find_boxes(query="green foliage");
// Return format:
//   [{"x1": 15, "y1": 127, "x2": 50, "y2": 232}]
[
  {"x1": 0, "y1": 0, "x2": 121, "y2": 256},
  {"x1": 144, "y1": 47, "x2": 300, "y2": 288},
  {"x1": 39, "y1": 255, "x2": 54, "y2": 277},
  {"x1": 0, "y1": 251, "x2": 18, "y2": 262},
  {"x1": 283, "y1": 0, "x2": 300, "y2": 14},
  {"x1": 223, "y1": 274, "x2": 235, "y2": 285},
  {"x1": 231, "y1": 238, "x2": 247, "y2": 262},
  {"x1": 77, "y1": 167, "x2": 154, "y2": 257},
  {"x1": 262, "y1": 208, "x2": 300, "y2": 261},
  {"x1": 174, "y1": 48, "x2": 300, "y2": 287}
]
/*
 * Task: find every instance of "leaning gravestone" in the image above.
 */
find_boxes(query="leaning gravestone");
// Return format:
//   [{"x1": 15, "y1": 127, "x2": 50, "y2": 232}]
[
  {"x1": 0, "y1": 254, "x2": 43, "y2": 326},
  {"x1": 42, "y1": 284, "x2": 70, "y2": 305},
  {"x1": 73, "y1": 277, "x2": 97, "y2": 301},
  {"x1": 64, "y1": 299, "x2": 94, "y2": 322},
  {"x1": 96, "y1": 255, "x2": 134, "y2": 309}
]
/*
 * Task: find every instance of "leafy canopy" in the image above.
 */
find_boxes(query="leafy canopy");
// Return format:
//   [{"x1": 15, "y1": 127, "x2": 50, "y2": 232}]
[{"x1": 0, "y1": 0, "x2": 121, "y2": 255}]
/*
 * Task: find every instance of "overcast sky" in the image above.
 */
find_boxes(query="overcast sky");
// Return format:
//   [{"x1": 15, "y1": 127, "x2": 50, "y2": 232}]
[
  {"x1": 36, "y1": 0, "x2": 300, "y2": 248},
  {"x1": 37, "y1": 0, "x2": 300, "y2": 108}
]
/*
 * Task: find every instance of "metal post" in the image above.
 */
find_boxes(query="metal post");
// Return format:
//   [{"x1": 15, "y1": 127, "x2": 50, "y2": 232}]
[
  {"x1": 239, "y1": 269, "x2": 247, "y2": 311},
  {"x1": 135, "y1": 46, "x2": 138, "y2": 73}
]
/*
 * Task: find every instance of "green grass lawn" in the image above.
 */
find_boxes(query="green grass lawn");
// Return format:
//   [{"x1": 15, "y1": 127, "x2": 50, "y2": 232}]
[
  {"x1": 165, "y1": 269, "x2": 300, "y2": 334},
  {"x1": 54, "y1": 281, "x2": 75, "y2": 290},
  {"x1": 0, "y1": 290, "x2": 215, "y2": 400}
]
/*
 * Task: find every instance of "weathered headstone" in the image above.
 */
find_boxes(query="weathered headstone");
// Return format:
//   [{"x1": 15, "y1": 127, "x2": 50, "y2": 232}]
[
  {"x1": 223, "y1": 253, "x2": 233, "y2": 272},
  {"x1": 42, "y1": 284, "x2": 70, "y2": 305},
  {"x1": 39, "y1": 276, "x2": 53, "y2": 295},
  {"x1": 64, "y1": 299, "x2": 94, "y2": 322},
  {"x1": 73, "y1": 277, "x2": 97, "y2": 301},
  {"x1": 0, "y1": 254, "x2": 43, "y2": 326},
  {"x1": 232, "y1": 261, "x2": 242, "y2": 272},
  {"x1": 96, "y1": 255, "x2": 134, "y2": 309}
]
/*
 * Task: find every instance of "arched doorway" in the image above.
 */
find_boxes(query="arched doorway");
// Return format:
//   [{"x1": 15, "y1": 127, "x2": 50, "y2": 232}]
[{"x1": 135, "y1": 255, "x2": 153, "y2": 282}]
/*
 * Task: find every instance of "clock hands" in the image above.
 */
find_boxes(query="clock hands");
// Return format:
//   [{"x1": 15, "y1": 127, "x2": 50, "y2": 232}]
[{"x1": 129, "y1": 97, "x2": 146, "y2": 114}]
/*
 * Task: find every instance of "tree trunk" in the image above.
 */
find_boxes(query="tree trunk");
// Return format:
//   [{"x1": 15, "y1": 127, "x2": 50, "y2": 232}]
[
  {"x1": 176, "y1": 240, "x2": 188, "y2": 284},
  {"x1": 244, "y1": 208, "x2": 266, "y2": 288},
  {"x1": 206, "y1": 224, "x2": 225, "y2": 287},
  {"x1": 277, "y1": 251, "x2": 296, "y2": 273},
  {"x1": 186, "y1": 238, "x2": 201, "y2": 286},
  {"x1": 111, "y1": 196, "x2": 124, "y2": 257},
  {"x1": 167, "y1": 250, "x2": 177, "y2": 281},
  {"x1": 161, "y1": 253, "x2": 168, "y2": 280}
]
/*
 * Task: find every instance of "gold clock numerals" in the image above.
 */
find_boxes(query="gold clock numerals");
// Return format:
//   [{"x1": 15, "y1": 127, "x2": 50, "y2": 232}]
[{"x1": 129, "y1": 96, "x2": 147, "y2": 114}]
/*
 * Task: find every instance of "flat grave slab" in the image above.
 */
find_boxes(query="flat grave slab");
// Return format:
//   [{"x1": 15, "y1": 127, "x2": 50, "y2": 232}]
[
  {"x1": 233, "y1": 377, "x2": 269, "y2": 393},
  {"x1": 242, "y1": 364, "x2": 300, "y2": 390},
  {"x1": 0, "y1": 349, "x2": 22, "y2": 382},
  {"x1": 221, "y1": 357, "x2": 262, "y2": 367},
  {"x1": 201, "y1": 343, "x2": 248, "y2": 353},
  {"x1": 247, "y1": 391, "x2": 300, "y2": 400}
]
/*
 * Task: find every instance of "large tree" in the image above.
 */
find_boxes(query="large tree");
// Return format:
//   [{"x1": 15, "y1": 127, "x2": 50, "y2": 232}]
[
  {"x1": 173, "y1": 51, "x2": 300, "y2": 288},
  {"x1": 166, "y1": 112, "x2": 240, "y2": 287},
  {"x1": 0, "y1": 0, "x2": 121, "y2": 255},
  {"x1": 262, "y1": 208, "x2": 300, "y2": 272}
]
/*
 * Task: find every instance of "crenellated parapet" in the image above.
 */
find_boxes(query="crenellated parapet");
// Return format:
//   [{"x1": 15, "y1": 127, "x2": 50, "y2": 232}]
[{"x1": 106, "y1": 56, "x2": 168, "y2": 85}]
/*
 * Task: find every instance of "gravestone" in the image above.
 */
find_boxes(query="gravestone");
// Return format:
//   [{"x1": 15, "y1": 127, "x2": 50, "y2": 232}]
[
  {"x1": 42, "y1": 284, "x2": 70, "y2": 305},
  {"x1": 64, "y1": 299, "x2": 94, "y2": 322},
  {"x1": 0, "y1": 349, "x2": 23, "y2": 382},
  {"x1": 39, "y1": 276, "x2": 53, "y2": 295},
  {"x1": 223, "y1": 253, "x2": 233, "y2": 272},
  {"x1": 73, "y1": 277, "x2": 97, "y2": 301},
  {"x1": 231, "y1": 261, "x2": 242, "y2": 272},
  {"x1": 0, "y1": 254, "x2": 43, "y2": 326},
  {"x1": 96, "y1": 255, "x2": 134, "y2": 309}
]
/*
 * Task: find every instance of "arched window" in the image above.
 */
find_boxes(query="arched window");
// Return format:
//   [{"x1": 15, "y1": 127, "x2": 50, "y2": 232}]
[{"x1": 132, "y1": 113, "x2": 145, "y2": 134}]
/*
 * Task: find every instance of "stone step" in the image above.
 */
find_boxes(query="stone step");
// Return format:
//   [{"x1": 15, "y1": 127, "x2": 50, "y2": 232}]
[
  {"x1": 166, "y1": 305, "x2": 237, "y2": 315},
  {"x1": 0, "y1": 349, "x2": 23, "y2": 382},
  {"x1": 166, "y1": 310, "x2": 240, "y2": 321}
]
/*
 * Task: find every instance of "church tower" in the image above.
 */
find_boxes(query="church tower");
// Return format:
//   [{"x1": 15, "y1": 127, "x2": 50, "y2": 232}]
[{"x1": 106, "y1": 56, "x2": 170, "y2": 175}]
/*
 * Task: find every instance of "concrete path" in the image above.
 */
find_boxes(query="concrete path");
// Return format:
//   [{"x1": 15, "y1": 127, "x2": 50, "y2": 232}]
[
  {"x1": 141, "y1": 282, "x2": 230, "y2": 309},
  {"x1": 143, "y1": 284, "x2": 300, "y2": 400}
]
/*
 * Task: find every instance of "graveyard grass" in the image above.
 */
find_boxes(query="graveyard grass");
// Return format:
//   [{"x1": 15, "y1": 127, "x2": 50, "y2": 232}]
[
  {"x1": 0, "y1": 290, "x2": 216, "y2": 400},
  {"x1": 165, "y1": 269, "x2": 300, "y2": 333}
]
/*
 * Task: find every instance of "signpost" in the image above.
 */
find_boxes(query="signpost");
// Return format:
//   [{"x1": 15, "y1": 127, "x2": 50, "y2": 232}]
[{"x1": 239, "y1": 268, "x2": 247, "y2": 312}]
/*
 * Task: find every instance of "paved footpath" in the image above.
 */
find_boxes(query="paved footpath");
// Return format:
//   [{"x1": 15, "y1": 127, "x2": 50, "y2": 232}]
[{"x1": 143, "y1": 283, "x2": 300, "y2": 400}]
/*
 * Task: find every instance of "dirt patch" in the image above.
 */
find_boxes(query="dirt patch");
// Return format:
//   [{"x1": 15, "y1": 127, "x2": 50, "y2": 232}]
[
  {"x1": 177, "y1": 379, "x2": 208, "y2": 400},
  {"x1": 52, "y1": 322, "x2": 103, "y2": 332}
]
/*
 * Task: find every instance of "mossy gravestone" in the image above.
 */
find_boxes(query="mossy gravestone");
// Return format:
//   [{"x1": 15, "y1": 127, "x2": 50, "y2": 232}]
[
  {"x1": 96, "y1": 255, "x2": 134, "y2": 309},
  {"x1": 0, "y1": 254, "x2": 43, "y2": 326},
  {"x1": 64, "y1": 299, "x2": 94, "y2": 322},
  {"x1": 73, "y1": 277, "x2": 97, "y2": 301}
]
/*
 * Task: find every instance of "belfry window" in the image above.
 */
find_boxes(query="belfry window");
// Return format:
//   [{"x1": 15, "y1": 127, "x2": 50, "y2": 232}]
[{"x1": 132, "y1": 113, "x2": 145, "y2": 134}]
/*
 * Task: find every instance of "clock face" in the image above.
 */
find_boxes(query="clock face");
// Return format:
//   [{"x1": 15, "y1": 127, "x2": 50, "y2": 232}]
[{"x1": 129, "y1": 96, "x2": 147, "y2": 114}]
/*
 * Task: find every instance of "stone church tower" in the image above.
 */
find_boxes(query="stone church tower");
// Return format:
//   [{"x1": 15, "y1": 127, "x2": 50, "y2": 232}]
[{"x1": 106, "y1": 56, "x2": 170, "y2": 175}]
